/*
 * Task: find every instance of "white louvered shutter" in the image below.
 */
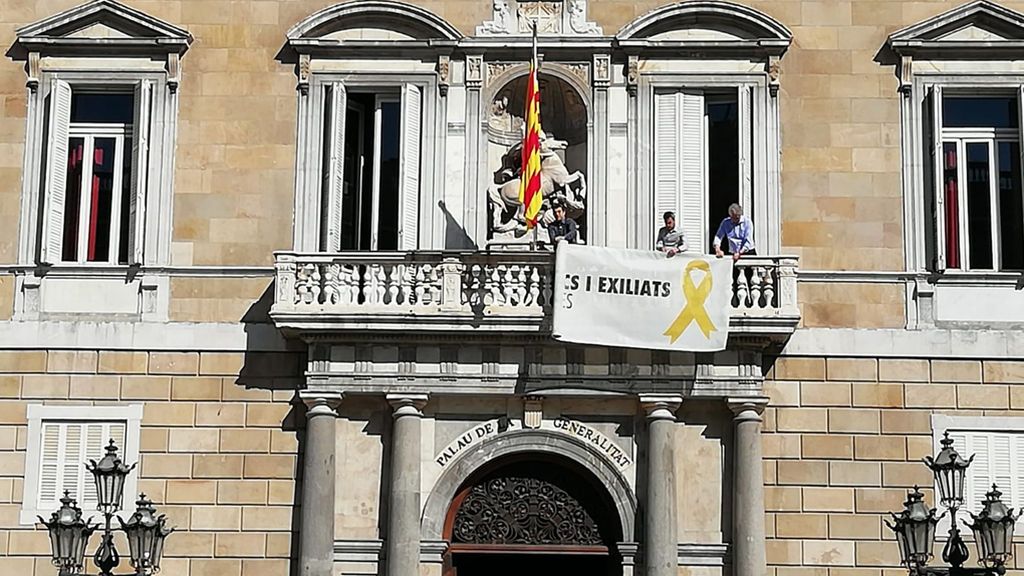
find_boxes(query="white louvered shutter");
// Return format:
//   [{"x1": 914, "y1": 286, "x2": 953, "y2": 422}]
[
  {"x1": 930, "y1": 86, "x2": 947, "y2": 271},
  {"x1": 40, "y1": 79, "x2": 73, "y2": 265},
  {"x1": 679, "y1": 91, "x2": 707, "y2": 253},
  {"x1": 38, "y1": 423, "x2": 61, "y2": 505},
  {"x1": 322, "y1": 83, "x2": 347, "y2": 252},
  {"x1": 37, "y1": 421, "x2": 126, "y2": 512},
  {"x1": 653, "y1": 92, "x2": 680, "y2": 246},
  {"x1": 398, "y1": 84, "x2": 422, "y2": 251},
  {"x1": 127, "y1": 80, "x2": 152, "y2": 265}
]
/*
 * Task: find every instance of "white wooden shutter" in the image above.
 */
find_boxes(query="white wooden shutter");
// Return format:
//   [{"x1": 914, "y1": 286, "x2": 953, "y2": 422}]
[
  {"x1": 930, "y1": 86, "x2": 947, "y2": 271},
  {"x1": 679, "y1": 91, "x2": 707, "y2": 252},
  {"x1": 127, "y1": 80, "x2": 152, "y2": 265},
  {"x1": 38, "y1": 423, "x2": 61, "y2": 505},
  {"x1": 37, "y1": 421, "x2": 126, "y2": 511},
  {"x1": 40, "y1": 78, "x2": 73, "y2": 265},
  {"x1": 653, "y1": 92, "x2": 680, "y2": 245},
  {"x1": 398, "y1": 84, "x2": 422, "y2": 251},
  {"x1": 322, "y1": 83, "x2": 347, "y2": 252}
]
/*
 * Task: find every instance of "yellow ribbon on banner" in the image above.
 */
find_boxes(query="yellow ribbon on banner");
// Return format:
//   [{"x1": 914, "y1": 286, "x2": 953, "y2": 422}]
[{"x1": 663, "y1": 260, "x2": 717, "y2": 343}]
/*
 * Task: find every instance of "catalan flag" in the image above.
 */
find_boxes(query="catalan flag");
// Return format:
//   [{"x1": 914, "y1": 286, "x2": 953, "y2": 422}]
[{"x1": 518, "y1": 25, "x2": 543, "y2": 230}]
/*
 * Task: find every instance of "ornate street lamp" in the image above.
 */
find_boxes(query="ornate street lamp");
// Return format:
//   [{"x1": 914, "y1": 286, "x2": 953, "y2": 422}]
[
  {"x1": 967, "y1": 486, "x2": 1020, "y2": 570},
  {"x1": 881, "y1": 433, "x2": 1018, "y2": 576},
  {"x1": 120, "y1": 495, "x2": 173, "y2": 575},
  {"x1": 886, "y1": 488, "x2": 939, "y2": 568},
  {"x1": 38, "y1": 440, "x2": 174, "y2": 576},
  {"x1": 38, "y1": 492, "x2": 95, "y2": 576}
]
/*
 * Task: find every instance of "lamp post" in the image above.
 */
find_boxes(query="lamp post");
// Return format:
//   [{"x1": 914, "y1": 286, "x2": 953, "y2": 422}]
[
  {"x1": 883, "y1": 432, "x2": 1019, "y2": 575},
  {"x1": 37, "y1": 440, "x2": 173, "y2": 576}
]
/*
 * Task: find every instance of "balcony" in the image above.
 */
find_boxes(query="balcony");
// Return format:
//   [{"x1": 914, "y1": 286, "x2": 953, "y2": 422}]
[{"x1": 271, "y1": 251, "x2": 800, "y2": 338}]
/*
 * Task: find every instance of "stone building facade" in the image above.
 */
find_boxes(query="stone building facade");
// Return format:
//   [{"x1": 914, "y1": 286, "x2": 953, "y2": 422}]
[{"x1": 0, "y1": 0, "x2": 1022, "y2": 575}]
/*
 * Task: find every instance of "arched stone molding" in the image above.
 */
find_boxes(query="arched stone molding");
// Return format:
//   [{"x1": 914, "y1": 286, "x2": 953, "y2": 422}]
[
  {"x1": 421, "y1": 429, "x2": 637, "y2": 543},
  {"x1": 616, "y1": 0, "x2": 792, "y2": 46},
  {"x1": 286, "y1": 0, "x2": 462, "y2": 43},
  {"x1": 484, "y1": 63, "x2": 593, "y2": 119}
]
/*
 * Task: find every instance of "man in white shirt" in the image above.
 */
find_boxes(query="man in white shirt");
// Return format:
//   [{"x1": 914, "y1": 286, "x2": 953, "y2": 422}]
[{"x1": 656, "y1": 211, "x2": 688, "y2": 256}]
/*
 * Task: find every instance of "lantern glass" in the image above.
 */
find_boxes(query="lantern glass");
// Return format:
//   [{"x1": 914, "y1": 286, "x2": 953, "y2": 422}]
[
  {"x1": 886, "y1": 488, "x2": 938, "y2": 567},
  {"x1": 967, "y1": 485, "x2": 1020, "y2": 568},
  {"x1": 120, "y1": 494, "x2": 174, "y2": 574},
  {"x1": 39, "y1": 492, "x2": 94, "y2": 573},
  {"x1": 87, "y1": 439, "x2": 134, "y2": 514},
  {"x1": 924, "y1": 432, "x2": 972, "y2": 509}
]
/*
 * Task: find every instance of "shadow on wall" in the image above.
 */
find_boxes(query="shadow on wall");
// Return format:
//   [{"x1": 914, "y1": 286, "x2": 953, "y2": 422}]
[{"x1": 239, "y1": 283, "x2": 307, "y2": 574}]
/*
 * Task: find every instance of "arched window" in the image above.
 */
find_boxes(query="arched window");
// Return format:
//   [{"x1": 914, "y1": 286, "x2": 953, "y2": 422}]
[
  {"x1": 617, "y1": 1, "x2": 791, "y2": 253},
  {"x1": 287, "y1": 1, "x2": 460, "y2": 252}
]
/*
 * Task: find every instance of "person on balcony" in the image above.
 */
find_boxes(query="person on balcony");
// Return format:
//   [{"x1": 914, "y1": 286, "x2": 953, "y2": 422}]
[
  {"x1": 714, "y1": 203, "x2": 756, "y2": 262},
  {"x1": 655, "y1": 211, "x2": 688, "y2": 256},
  {"x1": 548, "y1": 201, "x2": 578, "y2": 245}
]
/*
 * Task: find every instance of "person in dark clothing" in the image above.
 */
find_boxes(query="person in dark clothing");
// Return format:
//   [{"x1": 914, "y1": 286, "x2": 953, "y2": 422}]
[{"x1": 547, "y1": 202, "x2": 578, "y2": 244}]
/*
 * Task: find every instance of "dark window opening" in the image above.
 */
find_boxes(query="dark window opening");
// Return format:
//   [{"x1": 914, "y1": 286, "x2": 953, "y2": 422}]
[
  {"x1": 707, "y1": 94, "x2": 739, "y2": 253},
  {"x1": 943, "y1": 96, "x2": 1017, "y2": 129}
]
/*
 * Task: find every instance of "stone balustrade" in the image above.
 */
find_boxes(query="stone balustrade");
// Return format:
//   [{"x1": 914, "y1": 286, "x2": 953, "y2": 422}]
[{"x1": 271, "y1": 251, "x2": 799, "y2": 335}]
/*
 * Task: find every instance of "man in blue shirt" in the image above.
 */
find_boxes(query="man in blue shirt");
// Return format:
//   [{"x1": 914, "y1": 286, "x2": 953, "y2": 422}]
[{"x1": 713, "y1": 203, "x2": 756, "y2": 261}]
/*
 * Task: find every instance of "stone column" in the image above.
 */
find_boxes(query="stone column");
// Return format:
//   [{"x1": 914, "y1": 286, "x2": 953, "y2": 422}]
[
  {"x1": 640, "y1": 395, "x2": 681, "y2": 576},
  {"x1": 299, "y1": 393, "x2": 341, "y2": 576},
  {"x1": 386, "y1": 394, "x2": 428, "y2": 576},
  {"x1": 728, "y1": 398, "x2": 769, "y2": 576}
]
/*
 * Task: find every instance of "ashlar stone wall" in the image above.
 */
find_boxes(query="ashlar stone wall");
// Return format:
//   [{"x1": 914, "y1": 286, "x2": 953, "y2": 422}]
[
  {"x1": 764, "y1": 356, "x2": 1024, "y2": 574},
  {"x1": 0, "y1": 349, "x2": 304, "y2": 576}
]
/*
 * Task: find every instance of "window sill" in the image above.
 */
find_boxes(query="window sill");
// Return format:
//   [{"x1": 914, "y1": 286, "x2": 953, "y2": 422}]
[
  {"x1": 931, "y1": 270, "x2": 1024, "y2": 286},
  {"x1": 13, "y1": 270, "x2": 167, "y2": 322}
]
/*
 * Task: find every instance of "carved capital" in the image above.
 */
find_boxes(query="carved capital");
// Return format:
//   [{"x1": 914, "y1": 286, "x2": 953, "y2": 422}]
[
  {"x1": 727, "y1": 397, "x2": 769, "y2": 423},
  {"x1": 300, "y1": 391, "x2": 342, "y2": 417},
  {"x1": 898, "y1": 55, "x2": 913, "y2": 97},
  {"x1": 166, "y1": 53, "x2": 181, "y2": 93},
  {"x1": 626, "y1": 55, "x2": 639, "y2": 97},
  {"x1": 437, "y1": 55, "x2": 451, "y2": 97},
  {"x1": 466, "y1": 55, "x2": 483, "y2": 88},
  {"x1": 297, "y1": 53, "x2": 311, "y2": 95},
  {"x1": 766, "y1": 55, "x2": 780, "y2": 98},
  {"x1": 639, "y1": 394, "x2": 682, "y2": 421},
  {"x1": 593, "y1": 54, "x2": 611, "y2": 87},
  {"x1": 387, "y1": 393, "x2": 429, "y2": 417},
  {"x1": 26, "y1": 52, "x2": 40, "y2": 93}
]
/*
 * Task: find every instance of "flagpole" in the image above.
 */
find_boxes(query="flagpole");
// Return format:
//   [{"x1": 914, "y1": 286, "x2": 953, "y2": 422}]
[{"x1": 531, "y1": 19, "x2": 539, "y2": 249}]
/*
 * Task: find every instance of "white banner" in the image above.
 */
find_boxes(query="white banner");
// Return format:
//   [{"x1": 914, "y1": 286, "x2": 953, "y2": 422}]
[{"x1": 552, "y1": 244, "x2": 733, "y2": 352}]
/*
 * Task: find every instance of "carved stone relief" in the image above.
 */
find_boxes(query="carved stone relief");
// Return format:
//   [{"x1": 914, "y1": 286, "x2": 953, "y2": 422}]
[
  {"x1": 486, "y1": 73, "x2": 588, "y2": 244},
  {"x1": 476, "y1": 0, "x2": 602, "y2": 36}
]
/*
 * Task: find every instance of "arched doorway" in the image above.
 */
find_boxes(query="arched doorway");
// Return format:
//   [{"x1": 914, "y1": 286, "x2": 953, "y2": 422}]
[{"x1": 443, "y1": 455, "x2": 623, "y2": 576}]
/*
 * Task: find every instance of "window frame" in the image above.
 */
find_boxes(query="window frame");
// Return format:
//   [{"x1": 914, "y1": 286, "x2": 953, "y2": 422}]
[
  {"x1": 296, "y1": 73, "x2": 438, "y2": 253},
  {"x1": 14, "y1": 70, "x2": 177, "y2": 321},
  {"x1": 23, "y1": 73, "x2": 166, "y2": 269},
  {"x1": 637, "y1": 74, "x2": 774, "y2": 252},
  {"x1": 930, "y1": 414, "x2": 1024, "y2": 540},
  {"x1": 21, "y1": 403, "x2": 143, "y2": 525},
  {"x1": 63, "y1": 117, "x2": 134, "y2": 265},
  {"x1": 911, "y1": 76, "x2": 1024, "y2": 274},
  {"x1": 928, "y1": 85, "x2": 1024, "y2": 272}
]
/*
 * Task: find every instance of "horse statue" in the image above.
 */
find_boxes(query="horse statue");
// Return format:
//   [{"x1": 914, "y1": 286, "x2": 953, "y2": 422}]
[{"x1": 487, "y1": 130, "x2": 587, "y2": 243}]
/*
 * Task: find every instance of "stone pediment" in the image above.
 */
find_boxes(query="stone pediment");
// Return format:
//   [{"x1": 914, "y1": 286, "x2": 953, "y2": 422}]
[
  {"x1": 14, "y1": 0, "x2": 191, "y2": 54},
  {"x1": 888, "y1": 0, "x2": 1024, "y2": 56}
]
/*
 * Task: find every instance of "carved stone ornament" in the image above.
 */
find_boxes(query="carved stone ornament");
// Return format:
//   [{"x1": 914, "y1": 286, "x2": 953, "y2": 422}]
[
  {"x1": 452, "y1": 476, "x2": 604, "y2": 545},
  {"x1": 476, "y1": 0, "x2": 602, "y2": 36},
  {"x1": 486, "y1": 73, "x2": 588, "y2": 244}
]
